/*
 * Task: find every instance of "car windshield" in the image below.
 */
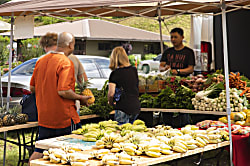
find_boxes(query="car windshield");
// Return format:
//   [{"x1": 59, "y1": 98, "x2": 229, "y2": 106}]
[
  {"x1": 12, "y1": 60, "x2": 36, "y2": 76},
  {"x1": 94, "y1": 58, "x2": 111, "y2": 78},
  {"x1": 79, "y1": 59, "x2": 101, "y2": 78}
]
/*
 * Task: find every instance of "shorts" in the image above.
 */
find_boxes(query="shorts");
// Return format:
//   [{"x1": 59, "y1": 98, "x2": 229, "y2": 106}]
[
  {"x1": 114, "y1": 110, "x2": 139, "y2": 125},
  {"x1": 35, "y1": 120, "x2": 81, "y2": 153}
]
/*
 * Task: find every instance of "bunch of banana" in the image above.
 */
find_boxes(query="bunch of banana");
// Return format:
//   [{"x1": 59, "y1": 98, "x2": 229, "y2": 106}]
[
  {"x1": 156, "y1": 136, "x2": 171, "y2": 145},
  {"x1": 181, "y1": 126, "x2": 194, "y2": 135},
  {"x1": 127, "y1": 135, "x2": 142, "y2": 146},
  {"x1": 195, "y1": 137, "x2": 207, "y2": 147},
  {"x1": 101, "y1": 154, "x2": 119, "y2": 166},
  {"x1": 206, "y1": 134, "x2": 222, "y2": 144},
  {"x1": 123, "y1": 143, "x2": 138, "y2": 156},
  {"x1": 82, "y1": 127, "x2": 105, "y2": 142},
  {"x1": 72, "y1": 128, "x2": 85, "y2": 135},
  {"x1": 43, "y1": 148, "x2": 90, "y2": 165},
  {"x1": 90, "y1": 149, "x2": 110, "y2": 160},
  {"x1": 164, "y1": 129, "x2": 183, "y2": 138},
  {"x1": 192, "y1": 130, "x2": 207, "y2": 139},
  {"x1": 120, "y1": 129, "x2": 131, "y2": 137},
  {"x1": 68, "y1": 153, "x2": 89, "y2": 162},
  {"x1": 120, "y1": 123, "x2": 133, "y2": 130},
  {"x1": 99, "y1": 133, "x2": 121, "y2": 149},
  {"x1": 118, "y1": 153, "x2": 136, "y2": 165},
  {"x1": 133, "y1": 119, "x2": 145, "y2": 126},
  {"x1": 172, "y1": 139, "x2": 188, "y2": 153},
  {"x1": 99, "y1": 120, "x2": 119, "y2": 133},
  {"x1": 131, "y1": 124, "x2": 147, "y2": 132},
  {"x1": 160, "y1": 143, "x2": 173, "y2": 155},
  {"x1": 141, "y1": 142, "x2": 162, "y2": 158},
  {"x1": 219, "y1": 130, "x2": 229, "y2": 141},
  {"x1": 185, "y1": 139, "x2": 198, "y2": 150}
]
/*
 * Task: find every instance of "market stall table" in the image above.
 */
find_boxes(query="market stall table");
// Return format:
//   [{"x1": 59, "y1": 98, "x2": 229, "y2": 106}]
[
  {"x1": 0, "y1": 111, "x2": 115, "y2": 166},
  {"x1": 31, "y1": 134, "x2": 230, "y2": 166},
  {"x1": 140, "y1": 108, "x2": 227, "y2": 115},
  {"x1": 0, "y1": 122, "x2": 38, "y2": 166}
]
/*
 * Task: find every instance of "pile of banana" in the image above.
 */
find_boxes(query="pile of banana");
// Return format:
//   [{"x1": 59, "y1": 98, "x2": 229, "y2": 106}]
[
  {"x1": 82, "y1": 129, "x2": 104, "y2": 142},
  {"x1": 42, "y1": 147, "x2": 90, "y2": 165},
  {"x1": 90, "y1": 150, "x2": 136, "y2": 165},
  {"x1": 95, "y1": 133, "x2": 123, "y2": 149}
]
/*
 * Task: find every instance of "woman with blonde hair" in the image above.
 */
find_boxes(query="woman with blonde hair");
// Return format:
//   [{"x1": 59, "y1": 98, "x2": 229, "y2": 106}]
[{"x1": 108, "y1": 47, "x2": 140, "y2": 125}]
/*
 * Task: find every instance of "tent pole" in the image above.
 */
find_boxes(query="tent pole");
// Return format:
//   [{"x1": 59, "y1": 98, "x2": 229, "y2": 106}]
[
  {"x1": 157, "y1": 5, "x2": 164, "y2": 54},
  {"x1": 220, "y1": 1, "x2": 233, "y2": 166},
  {"x1": 6, "y1": 13, "x2": 14, "y2": 111}
]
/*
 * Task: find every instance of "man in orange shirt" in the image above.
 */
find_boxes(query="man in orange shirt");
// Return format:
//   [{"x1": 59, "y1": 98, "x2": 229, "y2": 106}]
[{"x1": 28, "y1": 32, "x2": 91, "y2": 164}]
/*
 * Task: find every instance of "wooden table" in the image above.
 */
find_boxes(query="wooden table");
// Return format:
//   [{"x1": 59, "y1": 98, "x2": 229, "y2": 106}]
[
  {"x1": 31, "y1": 134, "x2": 230, "y2": 166},
  {"x1": 141, "y1": 108, "x2": 227, "y2": 116},
  {"x1": 0, "y1": 111, "x2": 114, "y2": 166}
]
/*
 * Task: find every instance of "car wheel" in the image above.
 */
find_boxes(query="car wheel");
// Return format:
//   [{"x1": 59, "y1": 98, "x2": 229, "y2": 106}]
[{"x1": 142, "y1": 65, "x2": 150, "y2": 74}]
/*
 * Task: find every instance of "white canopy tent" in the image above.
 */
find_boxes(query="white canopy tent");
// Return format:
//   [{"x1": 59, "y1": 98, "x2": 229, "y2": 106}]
[{"x1": 1, "y1": 0, "x2": 250, "y2": 165}]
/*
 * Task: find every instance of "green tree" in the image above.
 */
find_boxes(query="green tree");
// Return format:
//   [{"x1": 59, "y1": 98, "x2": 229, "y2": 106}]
[
  {"x1": 0, "y1": 36, "x2": 10, "y2": 65},
  {"x1": 20, "y1": 38, "x2": 44, "y2": 61}
]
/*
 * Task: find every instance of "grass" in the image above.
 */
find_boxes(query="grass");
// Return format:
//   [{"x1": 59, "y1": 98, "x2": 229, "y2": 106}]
[{"x1": 0, "y1": 130, "x2": 35, "y2": 166}]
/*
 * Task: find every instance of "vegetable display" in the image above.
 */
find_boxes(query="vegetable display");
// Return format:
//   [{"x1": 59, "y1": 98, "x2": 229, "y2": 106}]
[{"x1": 192, "y1": 88, "x2": 248, "y2": 112}]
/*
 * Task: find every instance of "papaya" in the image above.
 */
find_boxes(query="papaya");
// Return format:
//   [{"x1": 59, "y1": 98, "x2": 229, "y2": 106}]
[
  {"x1": 230, "y1": 112, "x2": 236, "y2": 120},
  {"x1": 234, "y1": 113, "x2": 244, "y2": 121},
  {"x1": 239, "y1": 112, "x2": 246, "y2": 120},
  {"x1": 235, "y1": 121, "x2": 245, "y2": 126}
]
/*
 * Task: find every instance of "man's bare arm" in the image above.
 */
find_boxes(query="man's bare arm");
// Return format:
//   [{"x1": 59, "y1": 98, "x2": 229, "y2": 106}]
[
  {"x1": 30, "y1": 86, "x2": 35, "y2": 93},
  {"x1": 58, "y1": 89, "x2": 91, "y2": 106},
  {"x1": 171, "y1": 65, "x2": 194, "y2": 75},
  {"x1": 159, "y1": 62, "x2": 170, "y2": 72},
  {"x1": 108, "y1": 83, "x2": 116, "y2": 106}
]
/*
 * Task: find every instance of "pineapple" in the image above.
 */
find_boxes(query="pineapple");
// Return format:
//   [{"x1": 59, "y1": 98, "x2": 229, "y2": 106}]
[
  {"x1": 82, "y1": 89, "x2": 95, "y2": 105},
  {"x1": 76, "y1": 81, "x2": 95, "y2": 105},
  {"x1": 3, "y1": 114, "x2": 16, "y2": 126},
  {"x1": 10, "y1": 106, "x2": 28, "y2": 124},
  {"x1": 0, "y1": 118, "x2": 3, "y2": 127},
  {"x1": 15, "y1": 114, "x2": 28, "y2": 124}
]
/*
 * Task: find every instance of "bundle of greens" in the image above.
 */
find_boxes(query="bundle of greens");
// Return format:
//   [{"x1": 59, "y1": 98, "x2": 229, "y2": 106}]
[
  {"x1": 139, "y1": 93, "x2": 155, "y2": 108},
  {"x1": 175, "y1": 85, "x2": 196, "y2": 109},
  {"x1": 195, "y1": 82, "x2": 225, "y2": 100},
  {"x1": 153, "y1": 86, "x2": 176, "y2": 108}
]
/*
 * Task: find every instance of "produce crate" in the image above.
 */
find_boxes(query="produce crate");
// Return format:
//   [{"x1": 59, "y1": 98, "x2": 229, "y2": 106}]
[
  {"x1": 147, "y1": 80, "x2": 159, "y2": 93},
  {"x1": 139, "y1": 85, "x2": 146, "y2": 93},
  {"x1": 158, "y1": 80, "x2": 166, "y2": 90}
]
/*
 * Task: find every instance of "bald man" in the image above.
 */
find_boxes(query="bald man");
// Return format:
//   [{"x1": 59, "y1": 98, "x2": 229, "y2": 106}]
[{"x1": 28, "y1": 32, "x2": 91, "y2": 164}]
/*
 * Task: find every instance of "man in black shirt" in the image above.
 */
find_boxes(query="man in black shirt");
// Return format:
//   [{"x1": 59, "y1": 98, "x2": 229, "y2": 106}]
[
  {"x1": 160, "y1": 28, "x2": 195, "y2": 77},
  {"x1": 159, "y1": 28, "x2": 195, "y2": 128}
]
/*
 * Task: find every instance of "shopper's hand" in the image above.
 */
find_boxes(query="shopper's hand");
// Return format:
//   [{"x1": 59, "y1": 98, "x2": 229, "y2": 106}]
[
  {"x1": 80, "y1": 96, "x2": 92, "y2": 106},
  {"x1": 171, "y1": 69, "x2": 178, "y2": 75}
]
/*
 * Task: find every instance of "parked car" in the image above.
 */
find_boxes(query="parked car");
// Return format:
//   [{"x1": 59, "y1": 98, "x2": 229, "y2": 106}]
[
  {"x1": 0, "y1": 55, "x2": 111, "y2": 106},
  {"x1": 138, "y1": 54, "x2": 162, "y2": 74}
]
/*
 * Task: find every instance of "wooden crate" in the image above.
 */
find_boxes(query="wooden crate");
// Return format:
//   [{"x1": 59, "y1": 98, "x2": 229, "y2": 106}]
[
  {"x1": 147, "y1": 81, "x2": 159, "y2": 93},
  {"x1": 139, "y1": 85, "x2": 147, "y2": 93},
  {"x1": 158, "y1": 80, "x2": 166, "y2": 90}
]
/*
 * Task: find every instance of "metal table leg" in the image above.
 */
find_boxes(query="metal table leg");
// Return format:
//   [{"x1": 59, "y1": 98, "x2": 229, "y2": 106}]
[
  {"x1": 17, "y1": 130, "x2": 22, "y2": 166},
  {"x1": 3, "y1": 131, "x2": 7, "y2": 166}
]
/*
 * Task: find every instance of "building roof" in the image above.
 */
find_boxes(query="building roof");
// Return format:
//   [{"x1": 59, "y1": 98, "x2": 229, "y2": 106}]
[
  {"x1": 0, "y1": 20, "x2": 11, "y2": 30},
  {"x1": 0, "y1": 19, "x2": 170, "y2": 42}
]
